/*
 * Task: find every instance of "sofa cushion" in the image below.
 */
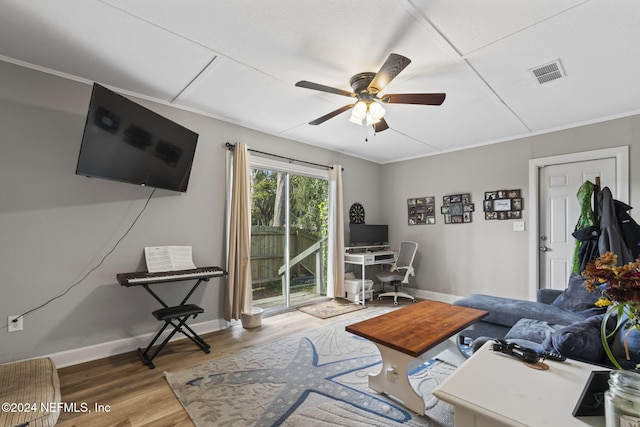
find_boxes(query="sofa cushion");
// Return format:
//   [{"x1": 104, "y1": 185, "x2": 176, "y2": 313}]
[
  {"x1": 455, "y1": 294, "x2": 585, "y2": 328},
  {"x1": 550, "y1": 272, "x2": 606, "y2": 317},
  {"x1": 541, "y1": 314, "x2": 607, "y2": 363},
  {"x1": 504, "y1": 318, "x2": 564, "y2": 344}
]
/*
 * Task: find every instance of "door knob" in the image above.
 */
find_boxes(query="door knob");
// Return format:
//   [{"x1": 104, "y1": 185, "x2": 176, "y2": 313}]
[{"x1": 540, "y1": 246, "x2": 549, "y2": 252}]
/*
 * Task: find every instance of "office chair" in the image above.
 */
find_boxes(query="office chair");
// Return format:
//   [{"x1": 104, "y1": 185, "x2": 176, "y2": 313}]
[{"x1": 376, "y1": 241, "x2": 418, "y2": 305}]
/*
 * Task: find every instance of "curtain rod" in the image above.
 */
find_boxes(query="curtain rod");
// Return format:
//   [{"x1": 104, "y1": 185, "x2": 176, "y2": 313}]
[{"x1": 225, "y1": 142, "x2": 337, "y2": 170}]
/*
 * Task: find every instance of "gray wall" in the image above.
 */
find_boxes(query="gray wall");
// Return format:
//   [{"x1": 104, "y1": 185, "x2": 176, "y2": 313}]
[
  {"x1": 380, "y1": 117, "x2": 639, "y2": 300},
  {"x1": 0, "y1": 61, "x2": 380, "y2": 363},
  {"x1": 1, "y1": 58, "x2": 638, "y2": 364}
]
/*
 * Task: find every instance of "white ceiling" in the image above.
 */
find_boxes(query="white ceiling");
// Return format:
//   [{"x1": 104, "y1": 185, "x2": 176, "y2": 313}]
[{"x1": 1, "y1": 0, "x2": 639, "y2": 164}]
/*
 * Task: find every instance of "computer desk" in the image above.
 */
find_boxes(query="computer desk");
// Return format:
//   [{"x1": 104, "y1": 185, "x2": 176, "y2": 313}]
[{"x1": 344, "y1": 247, "x2": 396, "y2": 305}]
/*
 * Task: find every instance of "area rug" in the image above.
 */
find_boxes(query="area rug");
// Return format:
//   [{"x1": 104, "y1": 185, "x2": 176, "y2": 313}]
[
  {"x1": 165, "y1": 314, "x2": 456, "y2": 426},
  {"x1": 296, "y1": 298, "x2": 367, "y2": 319}
]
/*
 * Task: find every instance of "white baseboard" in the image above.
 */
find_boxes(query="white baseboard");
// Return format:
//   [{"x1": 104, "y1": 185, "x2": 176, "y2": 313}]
[
  {"x1": 47, "y1": 317, "x2": 229, "y2": 368},
  {"x1": 412, "y1": 288, "x2": 462, "y2": 304},
  {"x1": 46, "y1": 291, "x2": 462, "y2": 368}
]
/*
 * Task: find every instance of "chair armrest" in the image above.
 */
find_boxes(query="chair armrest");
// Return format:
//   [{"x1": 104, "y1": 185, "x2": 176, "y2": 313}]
[
  {"x1": 537, "y1": 288, "x2": 562, "y2": 305},
  {"x1": 401, "y1": 266, "x2": 414, "y2": 283}
]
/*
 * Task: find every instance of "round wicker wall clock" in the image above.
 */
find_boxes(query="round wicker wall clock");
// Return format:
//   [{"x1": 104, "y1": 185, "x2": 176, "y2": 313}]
[{"x1": 349, "y1": 202, "x2": 365, "y2": 224}]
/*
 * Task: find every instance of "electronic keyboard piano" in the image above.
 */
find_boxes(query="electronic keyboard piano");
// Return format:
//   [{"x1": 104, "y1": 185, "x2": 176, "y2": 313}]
[{"x1": 117, "y1": 266, "x2": 226, "y2": 286}]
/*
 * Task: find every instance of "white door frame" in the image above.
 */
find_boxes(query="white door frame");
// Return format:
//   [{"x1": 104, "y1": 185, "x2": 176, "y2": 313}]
[{"x1": 527, "y1": 146, "x2": 629, "y2": 300}]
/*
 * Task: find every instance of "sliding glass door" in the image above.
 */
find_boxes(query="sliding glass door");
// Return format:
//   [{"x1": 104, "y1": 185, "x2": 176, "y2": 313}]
[{"x1": 249, "y1": 158, "x2": 329, "y2": 312}]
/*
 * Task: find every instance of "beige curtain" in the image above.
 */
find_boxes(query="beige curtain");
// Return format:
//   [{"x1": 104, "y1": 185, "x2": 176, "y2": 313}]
[
  {"x1": 327, "y1": 165, "x2": 345, "y2": 298},
  {"x1": 225, "y1": 143, "x2": 253, "y2": 321}
]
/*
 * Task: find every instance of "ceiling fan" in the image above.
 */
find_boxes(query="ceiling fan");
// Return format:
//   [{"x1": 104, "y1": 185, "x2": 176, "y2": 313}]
[{"x1": 295, "y1": 53, "x2": 445, "y2": 133}]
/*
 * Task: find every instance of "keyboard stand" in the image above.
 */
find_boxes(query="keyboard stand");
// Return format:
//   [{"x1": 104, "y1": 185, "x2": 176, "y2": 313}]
[
  {"x1": 117, "y1": 267, "x2": 226, "y2": 369},
  {"x1": 136, "y1": 278, "x2": 210, "y2": 369}
]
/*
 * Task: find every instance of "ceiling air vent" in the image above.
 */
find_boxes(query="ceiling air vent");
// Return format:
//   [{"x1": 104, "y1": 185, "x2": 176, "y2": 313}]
[{"x1": 530, "y1": 59, "x2": 565, "y2": 84}]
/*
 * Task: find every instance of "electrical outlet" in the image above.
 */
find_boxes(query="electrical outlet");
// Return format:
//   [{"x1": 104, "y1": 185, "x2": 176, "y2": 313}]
[
  {"x1": 513, "y1": 221, "x2": 526, "y2": 232},
  {"x1": 8, "y1": 316, "x2": 23, "y2": 332}
]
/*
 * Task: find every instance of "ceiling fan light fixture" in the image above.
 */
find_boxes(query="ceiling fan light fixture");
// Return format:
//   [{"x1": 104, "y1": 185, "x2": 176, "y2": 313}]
[
  {"x1": 348, "y1": 115, "x2": 364, "y2": 125},
  {"x1": 365, "y1": 111, "x2": 374, "y2": 126},
  {"x1": 297, "y1": 53, "x2": 445, "y2": 132},
  {"x1": 369, "y1": 101, "x2": 385, "y2": 121},
  {"x1": 349, "y1": 100, "x2": 368, "y2": 124}
]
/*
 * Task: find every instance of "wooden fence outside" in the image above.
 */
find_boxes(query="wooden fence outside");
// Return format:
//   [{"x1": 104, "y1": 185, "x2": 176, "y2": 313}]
[{"x1": 250, "y1": 226, "x2": 325, "y2": 288}]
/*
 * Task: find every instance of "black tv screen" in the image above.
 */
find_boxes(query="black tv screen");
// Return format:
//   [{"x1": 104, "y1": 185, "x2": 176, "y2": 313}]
[
  {"x1": 349, "y1": 224, "x2": 389, "y2": 246},
  {"x1": 76, "y1": 83, "x2": 198, "y2": 192}
]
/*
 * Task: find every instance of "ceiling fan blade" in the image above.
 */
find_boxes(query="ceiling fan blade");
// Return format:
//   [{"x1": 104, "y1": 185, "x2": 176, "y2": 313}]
[
  {"x1": 308, "y1": 104, "x2": 354, "y2": 125},
  {"x1": 381, "y1": 93, "x2": 446, "y2": 105},
  {"x1": 373, "y1": 118, "x2": 389, "y2": 132},
  {"x1": 367, "y1": 53, "x2": 411, "y2": 94},
  {"x1": 295, "y1": 80, "x2": 354, "y2": 97}
]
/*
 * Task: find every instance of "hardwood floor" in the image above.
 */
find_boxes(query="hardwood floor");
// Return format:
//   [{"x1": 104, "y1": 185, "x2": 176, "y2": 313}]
[{"x1": 56, "y1": 300, "x2": 394, "y2": 426}]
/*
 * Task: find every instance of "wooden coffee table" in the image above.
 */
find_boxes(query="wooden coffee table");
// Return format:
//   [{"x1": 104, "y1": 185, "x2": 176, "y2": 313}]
[{"x1": 345, "y1": 300, "x2": 488, "y2": 415}]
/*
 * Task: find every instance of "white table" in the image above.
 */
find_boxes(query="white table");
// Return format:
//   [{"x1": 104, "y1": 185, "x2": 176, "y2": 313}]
[
  {"x1": 345, "y1": 300, "x2": 488, "y2": 415},
  {"x1": 433, "y1": 341, "x2": 607, "y2": 427}
]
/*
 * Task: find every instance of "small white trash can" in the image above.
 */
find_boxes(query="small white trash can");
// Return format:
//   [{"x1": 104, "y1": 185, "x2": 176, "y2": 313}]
[{"x1": 241, "y1": 307, "x2": 264, "y2": 329}]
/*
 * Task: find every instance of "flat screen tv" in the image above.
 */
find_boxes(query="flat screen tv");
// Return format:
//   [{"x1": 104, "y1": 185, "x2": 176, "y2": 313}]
[
  {"x1": 76, "y1": 83, "x2": 198, "y2": 192},
  {"x1": 349, "y1": 224, "x2": 389, "y2": 246}
]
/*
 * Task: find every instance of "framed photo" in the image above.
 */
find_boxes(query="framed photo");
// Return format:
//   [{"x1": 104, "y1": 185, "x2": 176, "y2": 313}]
[
  {"x1": 441, "y1": 193, "x2": 474, "y2": 224},
  {"x1": 512, "y1": 198, "x2": 523, "y2": 210},
  {"x1": 508, "y1": 210, "x2": 522, "y2": 219},
  {"x1": 483, "y1": 189, "x2": 523, "y2": 220},
  {"x1": 408, "y1": 197, "x2": 436, "y2": 225},
  {"x1": 449, "y1": 202, "x2": 463, "y2": 216},
  {"x1": 493, "y1": 199, "x2": 511, "y2": 211}
]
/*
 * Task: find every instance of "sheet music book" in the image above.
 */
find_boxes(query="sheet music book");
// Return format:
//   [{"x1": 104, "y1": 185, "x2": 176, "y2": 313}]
[{"x1": 144, "y1": 246, "x2": 197, "y2": 273}]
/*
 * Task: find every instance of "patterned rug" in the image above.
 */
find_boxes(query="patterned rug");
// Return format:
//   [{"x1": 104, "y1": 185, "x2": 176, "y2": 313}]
[
  {"x1": 297, "y1": 298, "x2": 367, "y2": 319},
  {"x1": 165, "y1": 314, "x2": 456, "y2": 426}
]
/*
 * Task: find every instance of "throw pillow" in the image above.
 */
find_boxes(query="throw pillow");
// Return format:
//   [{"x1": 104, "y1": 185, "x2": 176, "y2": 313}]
[
  {"x1": 551, "y1": 272, "x2": 606, "y2": 316},
  {"x1": 504, "y1": 318, "x2": 563, "y2": 344},
  {"x1": 541, "y1": 314, "x2": 607, "y2": 363}
]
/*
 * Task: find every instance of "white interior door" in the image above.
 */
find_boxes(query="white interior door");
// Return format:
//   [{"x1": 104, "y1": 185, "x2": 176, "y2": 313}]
[{"x1": 539, "y1": 158, "x2": 616, "y2": 290}]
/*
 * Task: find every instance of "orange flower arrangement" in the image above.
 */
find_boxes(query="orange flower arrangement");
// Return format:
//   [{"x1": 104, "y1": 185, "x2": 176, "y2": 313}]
[
  {"x1": 582, "y1": 252, "x2": 640, "y2": 305},
  {"x1": 582, "y1": 251, "x2": 640, "y2": 369}
]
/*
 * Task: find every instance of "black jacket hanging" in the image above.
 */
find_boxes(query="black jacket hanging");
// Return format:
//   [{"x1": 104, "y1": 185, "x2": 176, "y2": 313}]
[
  {"x1": 572, "y1": 226, "x2": 599, "y2": 272},
  {"x1": 598, "y1": 187, "x2": 634, "y2": 265},
  {"x1": 614, "y1": 199, "x2": 640, "y2": 260}
]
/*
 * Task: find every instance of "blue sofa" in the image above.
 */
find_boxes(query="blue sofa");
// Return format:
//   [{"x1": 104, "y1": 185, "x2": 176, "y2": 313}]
[{"x1": 454, "y1": 273, "x2": 640, "y2": 368}]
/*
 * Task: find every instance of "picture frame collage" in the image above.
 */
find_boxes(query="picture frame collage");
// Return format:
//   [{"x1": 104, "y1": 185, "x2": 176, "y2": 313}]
[
  {"x1": 441, "y1": 193, "x2": 474, "y2": 224},
  {"x1": 483, "y1": 189, "x2": 523, "y2": 220},
  {"x1": 407, "y1": 197, "x2": 436, "y2": 225}
]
